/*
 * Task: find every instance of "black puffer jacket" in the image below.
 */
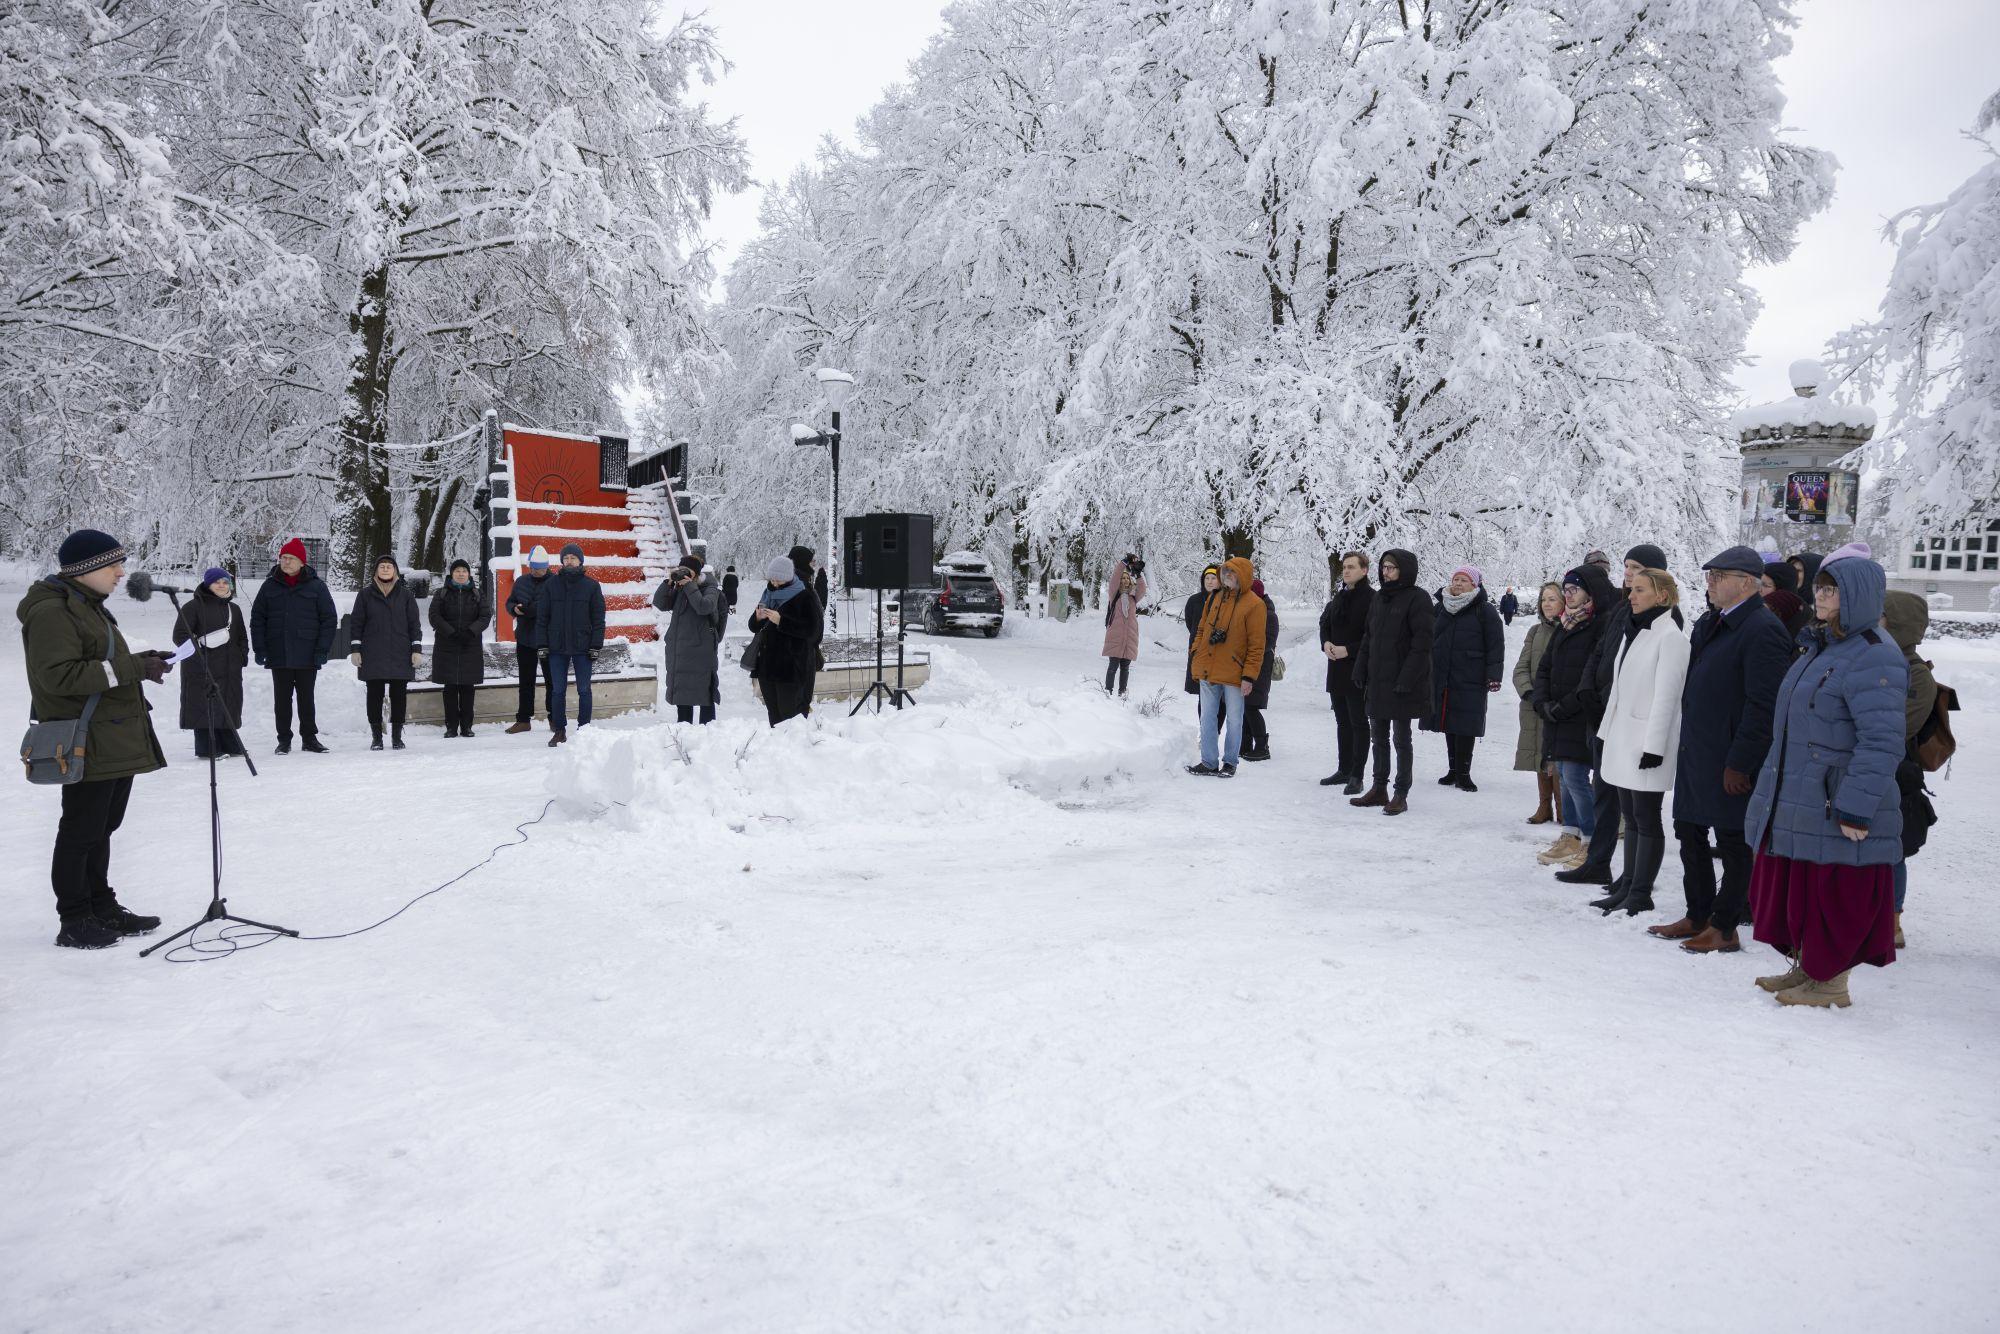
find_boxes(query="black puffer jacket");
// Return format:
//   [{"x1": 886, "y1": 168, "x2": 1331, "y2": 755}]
[
  {"x1": 1531, "y1": 564, "x2": 1618, "y2": 763},
  {"x1": 1319, "y1": 579, "x2": 1373, "y2": 697},
  {"x1": 1425, "y1": 586, "x2": 1504, "y2": 738},
  {"x1": 1352, "y1": 549, "x2": 1434, "y2": 722},
  {"x1": 349, "y1": 577, "x2": 423, "y2": 681}
]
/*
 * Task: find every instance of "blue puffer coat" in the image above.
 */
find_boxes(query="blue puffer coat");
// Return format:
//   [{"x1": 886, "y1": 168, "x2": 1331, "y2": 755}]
[
  {"x1": 538, "y1": 544, "x2": 606, "y2": 656},
  {"x1": 1744, "y1": 555, "x2": 1908, "y2": 867}
]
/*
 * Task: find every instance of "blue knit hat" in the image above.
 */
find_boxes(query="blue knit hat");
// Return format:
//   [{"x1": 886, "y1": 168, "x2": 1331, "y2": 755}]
[
  {"x1": 202, "y1": 566, "x2": 231, "y2": 586},
  {"x1": 57, "y1": 529, "x2": 126, "y2": 577}
]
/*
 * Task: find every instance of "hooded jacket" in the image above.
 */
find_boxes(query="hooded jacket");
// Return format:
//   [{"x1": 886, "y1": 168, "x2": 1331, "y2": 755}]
[
  {"x1": 17, "y1": 575, "x2": 168, "y2": 782},
  {"x1": 348, "y1": 568, "x2": 422, "y2": 681},
  {"x1": 539, "y1": 543, "x2": 607, "y2": 656},
  {"x1": 1531, "y1": 563, "x2": 1618, "y2": 763},
  {"x1": 173, "y1": 582, "x2": 250, "y2": 731},
  {"x1": 1188, "y1": 556, "x2": 1268, "y2": 688},
  {"x1": 428, "y1": 578, "x2": 490, "y2": 686},
  {"x1": 1352, "y1": 549, "x2": 1434, "y2": 721},
  {"x1": 1881, "y1": 591, "x2": 1938, "y2": 739},
  {"x1": 1745, "y1": 555, "x2": 1907, "y2": 867}
]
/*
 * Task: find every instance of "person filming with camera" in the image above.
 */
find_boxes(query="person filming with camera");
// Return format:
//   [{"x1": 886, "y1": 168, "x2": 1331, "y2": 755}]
[
  {"x1": 1101, "y1": 553, "x2": 1148, "y2": 697},
  {"x1": 653, "y1": 552, "x2": 725, "y2": 724},
  {"x1": 1186, "y1": 556, "x2": 1267, "y2": 777}
]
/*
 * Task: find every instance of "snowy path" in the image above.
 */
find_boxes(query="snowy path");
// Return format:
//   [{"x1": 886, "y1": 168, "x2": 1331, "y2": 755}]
[{"x1": 3, "y1": 578, "x2": 1998, "y2": 1332}]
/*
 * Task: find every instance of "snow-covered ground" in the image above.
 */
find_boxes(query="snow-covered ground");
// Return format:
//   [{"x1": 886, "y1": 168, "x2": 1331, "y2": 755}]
[{"x1": 3, "y1": 571, "x2": 1998, "y2": 1332}]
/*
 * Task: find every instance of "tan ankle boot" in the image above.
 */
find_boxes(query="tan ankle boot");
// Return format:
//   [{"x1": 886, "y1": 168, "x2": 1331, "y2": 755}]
[
  {"x1": 1894, "y1": 913, "x2": 1905, "y2": 949},
  {"x1": 1776, "y1": 969, "x2": 1852, "y2": 1009},
  {"x1": 1537, "y1": 832, "x2": 1582, "y2": 865},
  {"x1": 1755, "y1": 954, "x2": 1808, "y2": 993},
  {"x1": 1526, "y1": 772, "x2": 1555, "y2": 825}
]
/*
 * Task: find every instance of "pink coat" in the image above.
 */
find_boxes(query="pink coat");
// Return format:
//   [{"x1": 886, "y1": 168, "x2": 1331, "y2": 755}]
[{"x1": 1101, "y1": 573, "x2": 1147, "y2": 660}]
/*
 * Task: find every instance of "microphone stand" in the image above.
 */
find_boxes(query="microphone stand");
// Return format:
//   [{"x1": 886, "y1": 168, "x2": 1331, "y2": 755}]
[{"x1": 141, "y1": 586, "x2": 297, "y2": 957}]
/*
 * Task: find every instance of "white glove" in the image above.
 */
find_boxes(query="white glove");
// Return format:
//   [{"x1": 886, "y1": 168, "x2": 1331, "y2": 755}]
[
  {"x1": 349, "y1": 652, "x2": 362, "y2": 667},
  {"x1": 411, "y1": 652, "x2": 423, "y2": 667}
]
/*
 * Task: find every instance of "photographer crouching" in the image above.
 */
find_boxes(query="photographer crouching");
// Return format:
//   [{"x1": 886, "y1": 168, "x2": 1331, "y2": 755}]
[{"x1": 17, "y1": 530, "x2": 173, "y2": 949}]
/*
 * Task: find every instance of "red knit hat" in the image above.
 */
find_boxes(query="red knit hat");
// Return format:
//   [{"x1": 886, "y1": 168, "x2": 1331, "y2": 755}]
[{"x1": 279, "y1": 538, "x2": 309, "y2": 565}]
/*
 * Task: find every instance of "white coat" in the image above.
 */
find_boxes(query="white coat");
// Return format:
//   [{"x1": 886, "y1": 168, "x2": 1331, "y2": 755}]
[{"x1": 1596, "y1": 610, "x2": 1692, "y2": 793}]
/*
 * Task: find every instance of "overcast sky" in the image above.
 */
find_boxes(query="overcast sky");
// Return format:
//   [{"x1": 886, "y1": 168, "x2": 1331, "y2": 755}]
[{"x1": 680, "y1": 0, "x2": 1998, "y2": 408}]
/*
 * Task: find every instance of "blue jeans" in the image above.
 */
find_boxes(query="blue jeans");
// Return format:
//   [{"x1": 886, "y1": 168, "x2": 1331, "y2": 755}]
[
  {"x1": 1893, "y1": 860, "x2": 1907, "y2": 912},
  {"x1": 1198, "y1": 681, "x2": 1245, "y2": 768},
  {"x1": 1557, "y1": 760, "x2": 1595, "y2": 837},
  {"x1": 546, "y1": 652, "x2": 594, "y2": 732}
]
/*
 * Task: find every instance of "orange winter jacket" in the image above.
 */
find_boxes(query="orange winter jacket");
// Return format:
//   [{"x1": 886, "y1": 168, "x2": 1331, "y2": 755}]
[{"x1": 1189, "y1": 556, "x2": 1268, "y2": 688}]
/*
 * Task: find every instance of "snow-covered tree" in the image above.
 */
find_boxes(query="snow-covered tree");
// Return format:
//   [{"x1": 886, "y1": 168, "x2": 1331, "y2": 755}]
[
  {"x1": 1831, "y1": 87, "x2": 2000, "y2": 535},
  {"x1": 698, "y1": 0, "x2": 1833, "y2": 595}
]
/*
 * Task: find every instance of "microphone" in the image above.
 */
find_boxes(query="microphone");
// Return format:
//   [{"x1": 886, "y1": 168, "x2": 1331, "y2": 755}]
[{"x1": 127, "y1": 572, "x2": 192, "y2": 601}]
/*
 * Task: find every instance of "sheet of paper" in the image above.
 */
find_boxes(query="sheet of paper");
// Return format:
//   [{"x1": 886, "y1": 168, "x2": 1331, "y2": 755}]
[{"x1": 166, "y1": 640, "x2": 196, "y2": 665}]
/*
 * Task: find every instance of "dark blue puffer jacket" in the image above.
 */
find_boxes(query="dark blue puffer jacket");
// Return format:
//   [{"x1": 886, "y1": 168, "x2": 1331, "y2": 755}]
[
  {"x1": 538, "y1": 544, "x2": 606, "y2": 656},
  {"x1": 1745, "y1": 554, "x2": 1908, "y2": 867},
  {"x1": 249, "y1": 564, "x2": 338, "y2": 669}
]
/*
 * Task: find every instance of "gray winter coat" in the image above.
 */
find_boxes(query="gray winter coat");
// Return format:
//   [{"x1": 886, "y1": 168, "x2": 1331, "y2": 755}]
[
  {"x1": 1745, "y1": 556, "x2": 1908, "y2": 867},
  {"x1": 652, "y1": 572, "x2": 725, "y2": 708},
  {"x1": 349, "y1": 579, "x2": 423, "y2": 681}
]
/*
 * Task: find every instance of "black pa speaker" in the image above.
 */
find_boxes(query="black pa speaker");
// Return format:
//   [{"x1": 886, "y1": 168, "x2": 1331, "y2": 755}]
[{"x1": 844, "y1": 513, "x2": 934, "y2": 590}]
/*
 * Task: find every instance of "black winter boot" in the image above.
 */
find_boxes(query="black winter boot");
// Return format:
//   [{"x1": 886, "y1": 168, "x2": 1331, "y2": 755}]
[
  {"x1": 1593, "y1": 834, "x2": 1638, "y2": 914},
  {"x1": 391, "y1": 729, "x2": 406, "y2": 751},
  {"x1": 56, "y1": 917, "x2": 122, "y2": 949},
  {"x1": 1623, "y1": 834, "x2": 1665, "y2": 916},
  {"x1": 96, "y1": 893, "x2": 160, "y2": 936},
  {"x1": 370, "y1": 730, "x2": 385, "y2": 752}
]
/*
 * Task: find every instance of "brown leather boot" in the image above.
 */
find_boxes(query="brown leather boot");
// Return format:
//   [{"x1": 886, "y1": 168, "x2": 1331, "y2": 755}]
[
  {"x1": 1646, "y1": 916, "x2": 1704, "y2": 940},
  {"x1": 1350, "y1": 784, "x2": 1388, "y2": 809},
  {"x1": 1383, "y1": 792, "x2": 1408, "y2": 816},
  {"x1": 1526, "y1": 771, "x2": 1555, "y2": 825},
  {"x1": 1681, "y1": 925, "x2": 1741, "y2": 954},
  {"x1": 505, "y1": 720, "x2": 532, "y2": 735}
]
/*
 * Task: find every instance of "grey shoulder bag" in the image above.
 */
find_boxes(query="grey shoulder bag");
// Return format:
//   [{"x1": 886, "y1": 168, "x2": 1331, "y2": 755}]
[{"x1": 20, "y1": 610, "x2": 115, "y2": 786}]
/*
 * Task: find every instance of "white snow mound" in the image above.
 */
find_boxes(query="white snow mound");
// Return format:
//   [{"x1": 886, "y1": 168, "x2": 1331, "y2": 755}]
[{"x1": 546, "y1": 643, "x2": 1182, "y2": 839}]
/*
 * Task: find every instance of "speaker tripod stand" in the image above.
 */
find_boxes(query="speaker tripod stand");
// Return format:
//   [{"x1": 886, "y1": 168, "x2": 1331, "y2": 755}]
[
  {"x1": 850, "y1": 588, "x2": 917, "y2": 715},
  {"x1": 140, "y1": 588, "x2": 297, "y2": 957}
]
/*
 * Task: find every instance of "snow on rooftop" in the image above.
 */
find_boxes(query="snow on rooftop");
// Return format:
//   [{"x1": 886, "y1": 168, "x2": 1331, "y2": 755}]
[{"x1": 1732, "y1": 395, "x2": 1878, "y2": 436}]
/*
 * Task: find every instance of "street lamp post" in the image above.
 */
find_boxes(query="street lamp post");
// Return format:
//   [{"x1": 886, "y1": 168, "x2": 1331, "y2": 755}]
[{"x1": 791, "y1": 368, "x2": 854, "y2": 632}]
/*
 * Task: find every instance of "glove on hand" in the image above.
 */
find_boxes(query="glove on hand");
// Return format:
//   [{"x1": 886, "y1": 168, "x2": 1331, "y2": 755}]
[
  {"x1": 140, "y1": 653, "x2": 171, "y2": 685},
  {"x1": 1639, "y1": 752, "x2": 1664, "y2": 771},
  {"x1": 1722, "y1": 767, "x2": 1753, "y2": 797},
  {"x1": 350, "y1": 652, "x2": 362, "y2": 667}
]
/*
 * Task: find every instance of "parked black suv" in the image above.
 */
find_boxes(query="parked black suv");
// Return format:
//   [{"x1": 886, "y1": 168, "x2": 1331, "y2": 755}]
[{"x1": 899, "y1": 553, "x2": 1004, "y2": 638}]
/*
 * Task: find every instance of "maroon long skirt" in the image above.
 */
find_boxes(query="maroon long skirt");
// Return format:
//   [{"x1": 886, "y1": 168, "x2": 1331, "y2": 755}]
[{"x1": 1749, "y1": 849, "x2": 1897, "y2": 981}]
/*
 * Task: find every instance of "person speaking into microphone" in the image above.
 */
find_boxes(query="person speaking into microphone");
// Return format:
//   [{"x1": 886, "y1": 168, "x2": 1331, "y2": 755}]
[{"x1": 16, "y1": 529, "x2": 173, "y2": 950}]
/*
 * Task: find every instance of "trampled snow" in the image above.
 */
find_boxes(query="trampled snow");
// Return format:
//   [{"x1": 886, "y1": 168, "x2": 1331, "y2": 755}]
[{"x1": 3, "y1": 572, "x2": 1997, "y2": 1331}]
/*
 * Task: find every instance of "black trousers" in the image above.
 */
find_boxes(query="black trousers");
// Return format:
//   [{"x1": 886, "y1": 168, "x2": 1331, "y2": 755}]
[
  {"x1": 1244, "y1": 704, "x2": 1268, "y2": 750},
  {"x1": 1446, "y1": 733, "x2": 1477, "y2": 777},
  {"x1": 1677, "y1": 821, "x2": 1753, "y2": 930},
  {"x1": 514, "y1": 644, "x2": 540, "y2": 724},
  {"x1": 441, "y1": 684, "x2": 478, "y2": 732},
  {"x1": 676, "y1": 703, "x2": 716, "y2": 724},
  {"x1": 1369, "y1": 715, "x2": 1414, "y2": 793},
  {"x1": 1581, "y1": 737, "x2": 1621, "y2": 871},
  {"x1": 192, "y1": 727, "x2": 244, "y2": 758},
  {"x1": 52, "y1": 776, "x2": 132, "y2": 920},
  {"x1": 366, "y1": 680, "x2": 409, "y2": 736},
  {"x1": 1331, "y1": 692, "x2": 1368, "y2": 777},
  {"x1": 1104, "y1": 657, "x2": 1131, "y2": 694},
  {"x1": 270, "y1": 666, "x2": 319, "y2": 742},
  {"x1": 1618, "y1": 786, "x2": 1665, "y2": 837}
]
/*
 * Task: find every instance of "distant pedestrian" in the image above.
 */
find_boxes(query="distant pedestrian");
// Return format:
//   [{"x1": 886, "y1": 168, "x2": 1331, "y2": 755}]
[
  {"x1": 722, "y1": 564, "x2": 741, "y2": 627},
  {"x1": 250, "y1": 537, "x2": 337, "y2": 754},
  {"x1": 1499, "y1": 587, "x2": 1519, "y2": 625},
  {"x1": 1318, "y1": 551, "x2": 1373, "y2": 794},
  {"x1": 1424, "y1": 564, "x2": 1504, "y2": 792},
  {"x1": 1747, "y1": 544, "x2": 1905, "y2": 1009},
  {"x1": 428, "y1": 559, "x2": 489, "y2": 738},
  {"x1": 1512, "y1": 582, "x2": 1564, "y2": 824},
  {"x1": 1654, "y1": 546, "x2": 1792, "y2": 954},
  {"x1": 1101, "y1": 553, "x2": 1148, "y2": 697},
  {"x1": 1186, "y1": 556, "x2": 1267, "y2": 777},
  {"x1": 504, "y1": 545, "x2": 554, "y2": 734},
  {"x1": 749, "y1": 554, "x2": 824, "y2": 726},
  {"x1": 1240, "y1": 578, "x2": 1279, "y2": 761},
  {"x1": 349, "y1": 555, "x2": 423, "y2": 751},
  {"x1": 173, "y1": 567, "x2": 249, "y2": 759},
  {"x1": 539, "y1": 543, "x2": 606, "y2": 746},
  {"x1": 1349, "y1": 549, "x2": 1433, "y2": 815},
  {"x1": 1589, "y1": 567, "x2": 1689, "y2": 917},
  {"x1": 654, "y1": 552, "x2": 725, "y2": 723},
  {"x1": 1184, "y1": 564, "x2": 1221, "y2": 714}
]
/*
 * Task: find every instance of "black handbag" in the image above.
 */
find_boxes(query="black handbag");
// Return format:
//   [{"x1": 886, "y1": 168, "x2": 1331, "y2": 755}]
[
  {"x1": 20, "y1": 616, "x2": 115, "y2": 786},
  {"x1": 739, "y1": 628, "x2": 762, "y2": 674}
]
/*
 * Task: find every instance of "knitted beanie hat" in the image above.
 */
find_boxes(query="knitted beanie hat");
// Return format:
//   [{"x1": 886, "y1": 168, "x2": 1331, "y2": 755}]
[
  {"x1": 1821, "y1": 541, "x2": 1873, "y2": 567},
  {"x1": 766, "y1": 555, "x2": 798, "y2": 582},
  {"x1": 202, "y1": 567, "x2": 231, "y2": 586},
  {"x1": 279, "y1": 537, "x2": 310, "y2": 565},
  {"x1": 1625, "y1": 543, "x2": 1667, "y2": 571},
  {"x1": 1453, "y1": 564, "x2": 1483, "y2": 585},
  {"x1": 57, "y1": 529, "x2": 126, "y2": 577},
  {"x1": 527, "y1": 545, "x2": 551, "y2": 570}
]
